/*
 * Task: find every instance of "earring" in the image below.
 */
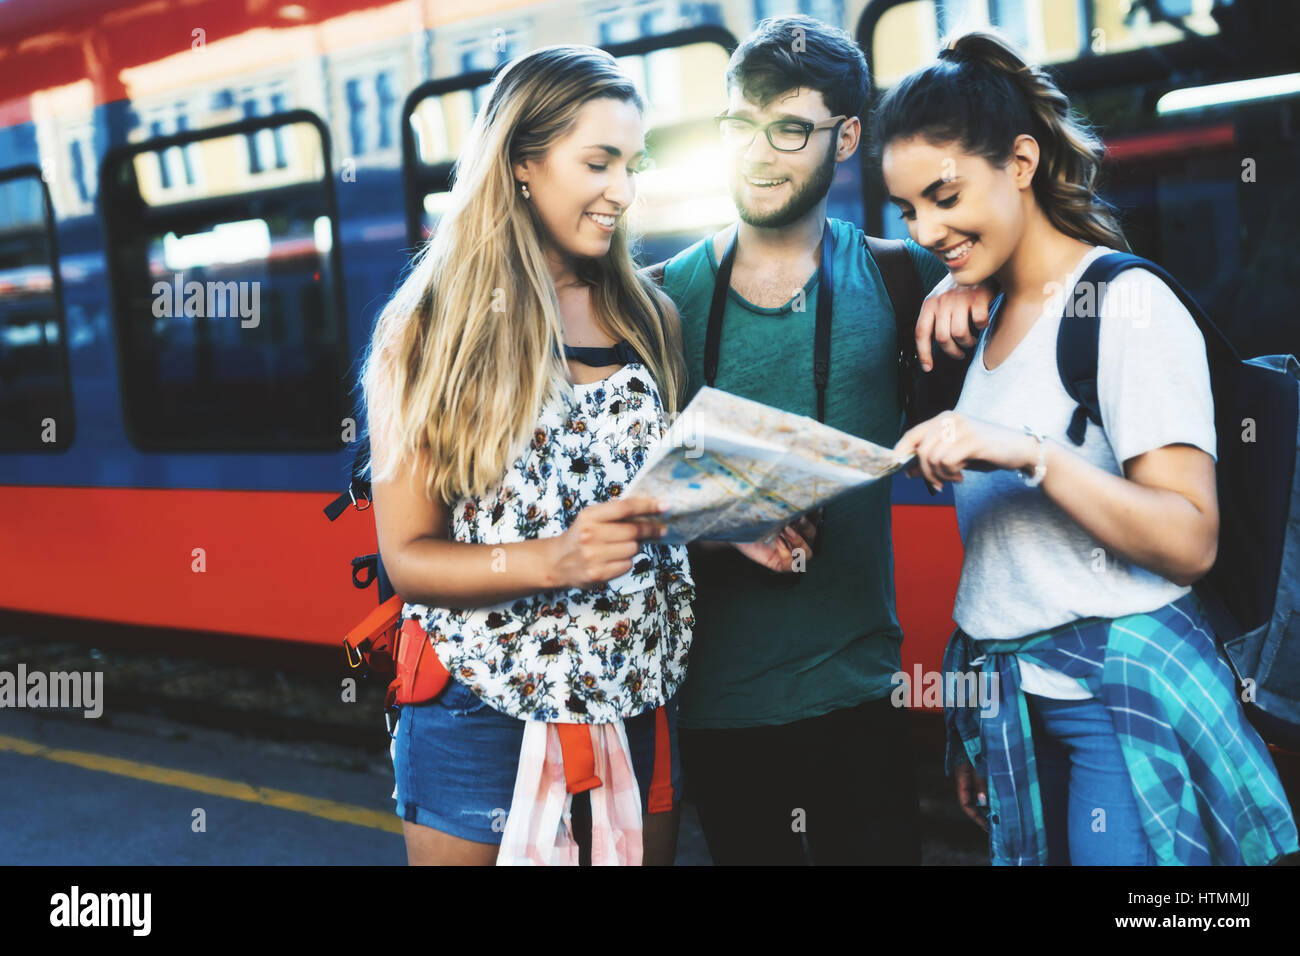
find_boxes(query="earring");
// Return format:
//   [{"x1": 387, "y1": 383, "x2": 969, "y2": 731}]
[{"x1": 519, "y1": 181, "x2": 531, "y2": 200}]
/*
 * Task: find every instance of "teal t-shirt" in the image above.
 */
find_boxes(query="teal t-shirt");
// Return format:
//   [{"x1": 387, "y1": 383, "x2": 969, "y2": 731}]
[{"x1": 660, "y1": 218, "x2": 948, "y2": 728}]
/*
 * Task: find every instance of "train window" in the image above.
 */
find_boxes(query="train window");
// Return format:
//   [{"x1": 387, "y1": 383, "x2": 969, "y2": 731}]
[
  {"x1": 100, "y1": 111, "x2": 348, "y2": 450},
  {"x1": 401, "y1": 31, "x2": 736, "y2": 264},
  {"x1": 403, "y1": 69, "x2": 498, "y2": 243},
  {"x1": 0, "y1": 167, "x2": 73, "y2": 452},
  {"x1": 615, "y1": 40, "x2": 735, "y2": 263},
  {"x1": 868, "y1": 0, "x2": 1219, "y2": 90},
  {"x1": 1099, "y1": 84, "x2": 1300, "y2": 360},
  {"x1": 409, "y1": 88, "x2": 480, "y2": 169}
]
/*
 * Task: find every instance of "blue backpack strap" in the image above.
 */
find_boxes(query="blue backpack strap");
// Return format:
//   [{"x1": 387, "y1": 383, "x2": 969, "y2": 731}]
[
  {"x1": 1055, "y1": 252, "x2": 1242, "y2": 445},
  {"x1": 1052, "y1": 252, "x2": 1300, "y2": 643}
]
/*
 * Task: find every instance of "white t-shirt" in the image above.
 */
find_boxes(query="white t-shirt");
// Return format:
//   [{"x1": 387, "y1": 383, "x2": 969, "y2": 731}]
[{"x1": 951, "y1": 246, "x2": 1217, "y2": 698}]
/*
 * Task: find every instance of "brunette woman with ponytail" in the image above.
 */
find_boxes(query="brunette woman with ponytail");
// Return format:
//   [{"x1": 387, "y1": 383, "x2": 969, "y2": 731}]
[{"x1": 878, "y1": 31, "x2": 1297, "y2": 865}]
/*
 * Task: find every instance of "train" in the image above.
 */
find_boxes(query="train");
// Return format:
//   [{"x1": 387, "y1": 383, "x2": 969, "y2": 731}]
[{"x1": 1, "y1": 0, "x2": 1298, "y2": 707}]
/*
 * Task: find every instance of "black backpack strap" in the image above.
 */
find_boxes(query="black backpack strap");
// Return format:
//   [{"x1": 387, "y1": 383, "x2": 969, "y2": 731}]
[
  {"x1": 812, "y1": 223, "x2": 835, "y2": 422},
  {"x1": 1056, "y1": 252, "x2": 1241, "y2": 446},
  {"x1": 564, "y1": 342, "x2": 644, "y2": 367},
  {"x1": 324, "y1": 438, "x2": 371, "y2": 521},
  {"x1": 351, "y1": 550, "x2": 398, "y2": 603},
  {"x1": 865, "y1": 235, "x2": 976, "y2": 437},
  {"x1": 1056, "y1": 261, "x2": 1107, "y2": 446},
  {"x1": 865, "y1": 235, "x2": 924, "y2": 428},
  {"x1": 375, "y1": 549, "x2": 396, "y2": 604}
]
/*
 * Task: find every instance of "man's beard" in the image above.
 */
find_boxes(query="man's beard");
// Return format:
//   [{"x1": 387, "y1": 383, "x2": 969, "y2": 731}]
[{"x1": 732, "y1": 142, "x2": 837, "y2": 228}]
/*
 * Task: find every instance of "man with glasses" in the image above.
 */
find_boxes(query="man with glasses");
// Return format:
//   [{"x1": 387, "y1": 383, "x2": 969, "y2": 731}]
[{"x1": 644, "y1": 15, "x2": 993, "y2": 865}]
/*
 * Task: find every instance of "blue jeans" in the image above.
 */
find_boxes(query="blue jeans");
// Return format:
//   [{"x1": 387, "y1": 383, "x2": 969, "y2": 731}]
[{"x1": 1026, "y1": 693, "x2": 1158, "y2": 866}]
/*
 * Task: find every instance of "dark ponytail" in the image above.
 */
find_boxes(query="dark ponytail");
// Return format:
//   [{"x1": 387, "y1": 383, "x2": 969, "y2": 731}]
[{"x1": 872, "y1": 30, "x2": 1128, "y2": 251}]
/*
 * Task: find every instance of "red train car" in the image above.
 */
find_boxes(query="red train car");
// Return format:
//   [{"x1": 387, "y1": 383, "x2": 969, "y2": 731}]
[{"x1": 1, "y1": 1, "x2": 1297, "y2": 787}]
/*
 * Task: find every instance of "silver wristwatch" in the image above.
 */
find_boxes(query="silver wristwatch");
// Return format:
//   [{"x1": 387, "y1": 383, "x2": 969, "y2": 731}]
[{"x1": 1021, "y1": 425, "x2": 1047, "y2": 487}]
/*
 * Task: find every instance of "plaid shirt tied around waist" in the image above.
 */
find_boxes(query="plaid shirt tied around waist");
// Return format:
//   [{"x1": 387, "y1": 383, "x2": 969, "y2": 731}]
[{"x1": 943, "y1": 592, "x2": 1299, "y2": 866}]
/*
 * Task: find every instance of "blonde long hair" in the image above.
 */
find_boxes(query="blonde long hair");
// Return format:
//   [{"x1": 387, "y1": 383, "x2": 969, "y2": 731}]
[
  {"x1": 359, "y1": 46, "x2": 687, "y2": 504},
  {"x1": 872, "y1": 29, "x2": 1129, "y2": 250}
]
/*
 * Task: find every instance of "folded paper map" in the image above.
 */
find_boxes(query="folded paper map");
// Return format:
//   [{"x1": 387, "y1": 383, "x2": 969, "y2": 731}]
[{"x1": 626, "y1": 387, "x2": 913, "y2": 544}]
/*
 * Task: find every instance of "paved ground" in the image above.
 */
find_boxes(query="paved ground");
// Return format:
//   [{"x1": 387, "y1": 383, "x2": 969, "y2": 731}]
[{"x1": 0, "y1": 625, "x2": 988, "y2": 866}]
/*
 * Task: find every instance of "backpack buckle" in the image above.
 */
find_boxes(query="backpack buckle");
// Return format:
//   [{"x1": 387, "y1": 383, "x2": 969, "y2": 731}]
[{"x1": 351, "y1": 554, "x2": 379, "y2": 589}]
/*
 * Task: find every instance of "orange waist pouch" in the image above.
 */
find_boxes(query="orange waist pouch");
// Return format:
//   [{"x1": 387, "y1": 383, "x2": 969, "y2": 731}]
[
  {"x1": 389, "y1": 617, "x2": 451, "y2": 708},
  {"x1": 343, "y1": 597, "x2": 450, "y2": 710}
]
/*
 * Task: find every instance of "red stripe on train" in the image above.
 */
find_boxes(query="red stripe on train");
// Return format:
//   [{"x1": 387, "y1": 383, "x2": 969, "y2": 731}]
[
  {"x1": 0, "y1": 485, "x2": 378, "y2": 645},
  {"x1": 0, "y1": 486, "x2": 963, "y2": 681}
]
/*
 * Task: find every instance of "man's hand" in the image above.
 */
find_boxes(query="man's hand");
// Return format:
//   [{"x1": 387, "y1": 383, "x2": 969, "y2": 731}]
[
  {"x1": 732, "y1": 514, "x2": 818, "y2": 572},
  {"x1": 955, "y1": 762, "x2": 989, "y2": 832},
  {"x1": 915, "y1": 278, "x2": 997, "y2": 371}
]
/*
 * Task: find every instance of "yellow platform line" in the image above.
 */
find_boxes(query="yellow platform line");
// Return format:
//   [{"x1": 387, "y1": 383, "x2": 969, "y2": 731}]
[{"x1": 0, "y1": 732, "x2": 402, "y2": 834}]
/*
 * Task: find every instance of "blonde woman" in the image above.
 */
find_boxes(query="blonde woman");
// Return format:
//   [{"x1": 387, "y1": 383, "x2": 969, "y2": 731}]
[{"x1": 362, "y1": 46, "x2": 702, "y2": 865}]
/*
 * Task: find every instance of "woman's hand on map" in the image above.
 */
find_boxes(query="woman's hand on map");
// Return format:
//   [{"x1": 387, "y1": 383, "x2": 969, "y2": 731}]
[
  {"x1": 733, "y1": 514, "x2": 818, "y2": 573},
  {"x1": 551, "y1": 495, "x2": 668, "y2": 590},
  {"x1": 895, "y1": 412, "x2": 1035, "y2": 492}
]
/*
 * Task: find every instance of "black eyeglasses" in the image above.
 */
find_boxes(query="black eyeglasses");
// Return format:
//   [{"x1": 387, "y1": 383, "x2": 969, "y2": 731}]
[{"x1": 714, "y1": 112, "x2": 848, "y2": 151}]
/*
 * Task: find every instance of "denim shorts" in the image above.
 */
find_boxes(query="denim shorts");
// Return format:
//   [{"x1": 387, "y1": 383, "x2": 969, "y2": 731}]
[{"x1": 390, "y1": 680, "x2": 681, "y2": 844}]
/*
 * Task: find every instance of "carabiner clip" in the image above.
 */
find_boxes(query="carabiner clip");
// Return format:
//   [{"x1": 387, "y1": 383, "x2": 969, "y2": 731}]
[{"x1": 344, "y1": 639, "x2": 365, "y2": 669}]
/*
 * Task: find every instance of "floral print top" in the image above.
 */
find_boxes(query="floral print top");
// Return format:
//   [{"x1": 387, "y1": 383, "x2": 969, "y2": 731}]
[{"x1": 403, "y1": 361, "x2": 696, "y2": 724}]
